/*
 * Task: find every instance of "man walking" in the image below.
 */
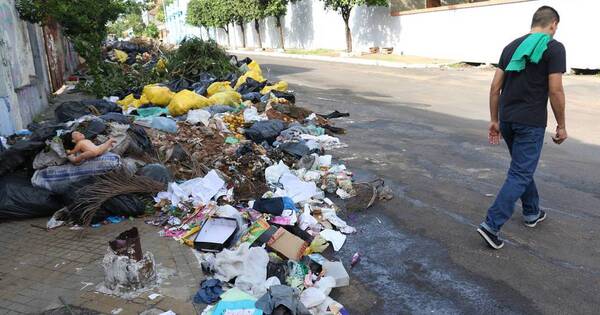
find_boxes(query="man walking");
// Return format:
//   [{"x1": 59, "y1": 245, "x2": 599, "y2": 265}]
[{"x1": 477, "y1": 6, "x2": 567, "y2": 249}]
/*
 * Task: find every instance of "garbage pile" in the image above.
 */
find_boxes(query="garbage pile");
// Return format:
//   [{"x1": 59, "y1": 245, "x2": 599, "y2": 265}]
[{"x1": 0, "y1": 39, "x2": 392, "y2": 314}]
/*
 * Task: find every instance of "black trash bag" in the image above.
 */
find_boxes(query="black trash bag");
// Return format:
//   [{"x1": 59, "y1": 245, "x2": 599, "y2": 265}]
[
  {"x1": 245, "y1": 120, "x2": 286, "y2": 144},
  {"x1": 278, "y1": 141, "x2": 313, "y2": 159},
  {"x1": 55, "y1": 99, "x2": 120, "y2": 122},
  {"x1": 137, "y1": 164, "x2": 171, "y2": 185},
  {"x1": 99, "y1": 112, "x2": 132, "y2": 124},
  {"x1": 0, "y1": 140, "x2": 45, "y2": 176},
  {"x1": 78, "y1": 119, "x2": 107, "y2": 140},
  {"x1": 0, "y1": 175, "x2": 63, "y2": 220},
  {"x1": 191, "y1": 72, "x2": 218, "y2": 96},
  {"x1": 27, "y1": 121, "x2": 66, "y2": 142},
  {"x1": 237, "y1": 77, "x2": 267, "y2": 95},
  {"x1": 167, "y1": 77, "x2": 194, "y2": 92},
  {"x1": 81, "y1": 194, "x2": 145, "y2": 224},
  {"x1": 271, "y1": 90, "x2": 295, "y2": 104},
  {"x1": 242, "y1": 92, "x2": 262, "y2": 103},
  {"x1": 126, "y1": 125, "x2": 154, "y2": 155},
  {"x1": 222, "y1": 73, "x2": 239, "y2": 88},
  {"x1": 229, "y1": 55, "x2": 239, "y2": 67},
  {"x1": 101, "y1": 194, "x2": 146, "y2": 217},
  {"x1": 237, "y1": 57, "x2": 253, "y2": 67}
]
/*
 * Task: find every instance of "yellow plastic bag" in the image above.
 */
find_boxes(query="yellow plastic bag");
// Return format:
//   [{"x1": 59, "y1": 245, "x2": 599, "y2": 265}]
[
  {"x1": 209, "y1": 91, "x2": 242, "y2": 106},
  {"x1": 260, "y1": 81, "x2": 288, "y2": 94},
  {"x1": 234, "y1": 70, "x2": 266, "y2": 90},
  {"x1": 304, "y1": 235, "x2": 329, "y2": 255},
  {"x1": 114, "y1": 49, "x2": 128, "y2": 63},
  {"x1": 207, "y1": 81, "x2": 233, "y2": 97},
  {"x1": 116, "y1": 94, "x2": 135, "y2": 107},
  {"x1": 168, "y1": 89, "x2": 213, "y2": 116},
  {"x1": 248, "y1": 60, "x2": 262, "y2": 75},
  {"x1": 142, "y1": 84, "x2": 174, "y2": 107}
]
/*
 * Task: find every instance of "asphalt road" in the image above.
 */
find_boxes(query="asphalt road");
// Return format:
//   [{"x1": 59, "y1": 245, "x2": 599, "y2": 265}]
[{"x1": 245, "y1": 55, "x2": 600, "y2": 315}]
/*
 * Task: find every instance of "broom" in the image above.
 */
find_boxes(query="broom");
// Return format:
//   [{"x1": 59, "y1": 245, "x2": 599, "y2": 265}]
[{"x1": 70, "y1": 168, "x2": 167, "y2": 230}]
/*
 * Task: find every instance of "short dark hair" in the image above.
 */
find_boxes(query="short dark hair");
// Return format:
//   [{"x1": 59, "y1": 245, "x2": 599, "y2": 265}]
[{"x1": 531, "y1": 6, "x2": 560, "y2": 28}]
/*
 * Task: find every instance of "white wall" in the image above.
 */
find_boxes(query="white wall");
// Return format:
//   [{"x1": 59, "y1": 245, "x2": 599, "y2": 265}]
[{"x1": 166, "y1": 0, "x2": 600, "y2": 69}]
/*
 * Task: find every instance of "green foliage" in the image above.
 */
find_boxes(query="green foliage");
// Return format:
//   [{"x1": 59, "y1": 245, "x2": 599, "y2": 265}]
[
  {"x1": 156, "y1": 3, "x2": 165, "y2": 22},
  {"x1": 321, "y1": 0, "x2": 387, "y2": 19},
  {"x1": 77, "y1": 61, "x2": 165, "y2": 98},
  {"x1": 145, "y1": 23, "x2": 160, "y2": 39},
  {"x1": 15, "y1": 0, "x2": 139, "y2": 71},
  {"x1": 166, "y1": 37, "x2": 239, "y2": 79},
  {"x1": 187, "y1": 0, "x2": 236, "y2": 32},
  {"x1": 264, "y1": 0, "x2": 289, "y2": 19},
  {"x1": 79, "y1": 38, "x2": 238, "y2": 97}
]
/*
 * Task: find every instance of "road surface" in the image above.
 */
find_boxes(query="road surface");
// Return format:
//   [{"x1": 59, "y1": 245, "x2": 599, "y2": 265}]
[{"x1": 246, "y1": 55, "x2": 600, "y2": 314}]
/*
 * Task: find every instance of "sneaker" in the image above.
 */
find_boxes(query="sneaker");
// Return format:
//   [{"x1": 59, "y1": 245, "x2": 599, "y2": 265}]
[
  {"x1": 477, "y1": 227, "x2": 504, "y2": 249},
  {"x1": 524, "y1": 210, "x2": 547, "y2": 227}
]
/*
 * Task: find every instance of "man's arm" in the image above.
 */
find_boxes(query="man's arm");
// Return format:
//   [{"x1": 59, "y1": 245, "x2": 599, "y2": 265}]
[
  {"x1": 488, "y1": 68, "x2": 505, "y2": 145},
  {"x1": 548, "y1": 73, "x2": 567, "y2": 144}
]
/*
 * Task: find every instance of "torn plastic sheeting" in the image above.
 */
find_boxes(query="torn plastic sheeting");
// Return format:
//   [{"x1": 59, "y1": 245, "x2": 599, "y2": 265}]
[
  {"x1": 280, "y1": 172, "x2": 320, "y2": 203},
  {"x1": 300, "y1": 134, "x2": 346, "y2": 150},
  {"x1": 298, "y1": 204, "x2": 319, "y2": 231},
  {"x1": 32, "y1": 138, "x2": 68, "y2": 170},
  {"x1": 321, "y1": 208, "x2": 356, "y2": 234},
  {"x1": 213, "y1": 243, "x2": 269, "y2": 297},
  {"x1": 265, "y1": 160, "x2": 290, "y2": 185},
  {"x1": 187, "y1": 109, "x2": 211, "y2": 126},
  {"x1": 319, "y1": 229, "x2": 346, "y2": 251},
  {"x1": 156, "y1": 170, "x2": 225, "y2": 206},
  {"x1": 243, "y1": 106, "x2": 266, "y2": 122}
]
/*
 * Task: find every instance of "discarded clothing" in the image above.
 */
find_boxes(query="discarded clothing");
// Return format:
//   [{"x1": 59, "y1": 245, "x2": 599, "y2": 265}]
[
  {"x1": 255, "y1": 285, "x2": 310, "y2": 315},
  {"x1": 194, "y1": 279, "x2": 224, "y2": 304},
  {"x1": 252, "y1": 197, "x2": 297, "y2": 216}
]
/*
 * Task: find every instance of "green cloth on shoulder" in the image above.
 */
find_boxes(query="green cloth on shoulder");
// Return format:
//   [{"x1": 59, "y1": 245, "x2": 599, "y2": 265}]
[{"x1": 506, "y1": 33, "x2": 551, "y2": 72}]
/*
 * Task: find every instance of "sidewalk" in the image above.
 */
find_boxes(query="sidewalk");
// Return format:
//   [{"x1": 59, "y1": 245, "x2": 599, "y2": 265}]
[{"x1": 227, "y1": 49, "x2": 458, "y2": 69}]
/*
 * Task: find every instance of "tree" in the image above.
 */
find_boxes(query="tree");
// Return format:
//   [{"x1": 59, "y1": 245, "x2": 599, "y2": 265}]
[
  {"x1": 246, "y1": 0, "x2": 268, "y2": 49},
  {"x1": 264, "y1": 0, "x2": 294, "y2": 50},
  {"x1": 188, "y1": 0, "x2": 235, "y2": 47},
  {"x1": 231, "y1": 0, "x2": 256, "y2": 48},
  {"x1": 15, "y1": 0, "x2": 138, "y2": 70},
  {"x1": 320, "y1": 0, "x2": 387, "y2": 52}
]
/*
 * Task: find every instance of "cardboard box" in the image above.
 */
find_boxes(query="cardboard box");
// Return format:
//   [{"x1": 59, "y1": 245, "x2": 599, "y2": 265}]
[
  {"x1": 194, "y1": 217, "x2": 238, "y2": 252},
  {"x1": 267, "y1": 227, "x2": 308, "y2": 261}
]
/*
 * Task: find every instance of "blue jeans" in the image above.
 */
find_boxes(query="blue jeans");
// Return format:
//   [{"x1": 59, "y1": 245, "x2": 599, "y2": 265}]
[{"x1": 481, "y1": 122, "x2": 545, "y2": 234}]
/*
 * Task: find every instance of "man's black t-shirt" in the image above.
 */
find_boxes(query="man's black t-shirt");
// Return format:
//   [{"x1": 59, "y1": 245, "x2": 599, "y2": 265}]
[{"x1": 498, "y1": 34, "x2": 566, "y2": 127}]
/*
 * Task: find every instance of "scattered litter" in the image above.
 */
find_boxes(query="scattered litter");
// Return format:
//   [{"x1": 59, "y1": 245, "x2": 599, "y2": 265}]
[
  {"x1": 319, "y1": 229, "x2": 346, "y2": 251},
  {"x1": 111, "y1": 308, "x2": 123, "y2": 314},
  {"x1": 148, "y1": 293, "x2": 161, "y2": 300},
  {"x1": 350, "y1": 252, "x2": 361, "y2": 268}
]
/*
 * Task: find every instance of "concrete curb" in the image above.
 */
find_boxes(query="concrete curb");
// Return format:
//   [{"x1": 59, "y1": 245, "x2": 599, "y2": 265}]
[{"x1": 227, "y1": 49, "x2": 454, "y2": 69}]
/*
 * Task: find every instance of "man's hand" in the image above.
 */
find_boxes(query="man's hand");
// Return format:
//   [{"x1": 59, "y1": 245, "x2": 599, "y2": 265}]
[
  {"x1": 552, "y1": 126, "x2": 568, "y2": 144},
  {"x1": 488, "y1": 121, "x2": 501, "y2": 145}
]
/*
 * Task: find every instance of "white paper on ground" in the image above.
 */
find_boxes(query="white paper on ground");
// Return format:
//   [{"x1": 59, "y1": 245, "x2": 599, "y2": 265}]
[
  {"x1": 155, "y1": 170, "x2": 225, "y2": 206},
  {"x1": 280, "y1": 172, "x2": 319, "y2": 203},
  {"x1": 317, "y1": 155, "x2": 332, "y2": 167},
  {"x1": 320, "y1": 229, "x2": 346, "y2": 251},
  {"x1": 159, "y1": 311, "x2": 176, "y2": 315}
]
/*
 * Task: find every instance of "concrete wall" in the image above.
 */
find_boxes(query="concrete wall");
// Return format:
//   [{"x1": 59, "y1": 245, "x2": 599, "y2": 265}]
[
  {"x1": 166, "y1": 0, "x2": 600, "y2": 70},
  {"x1": 0, "y1": 0, "x2": 77, "y2": 136}
]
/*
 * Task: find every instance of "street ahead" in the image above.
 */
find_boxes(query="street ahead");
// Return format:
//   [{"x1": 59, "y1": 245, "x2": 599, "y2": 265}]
[{"x1": 247, "y1": 54, "x2": 600, "y2": 315}]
